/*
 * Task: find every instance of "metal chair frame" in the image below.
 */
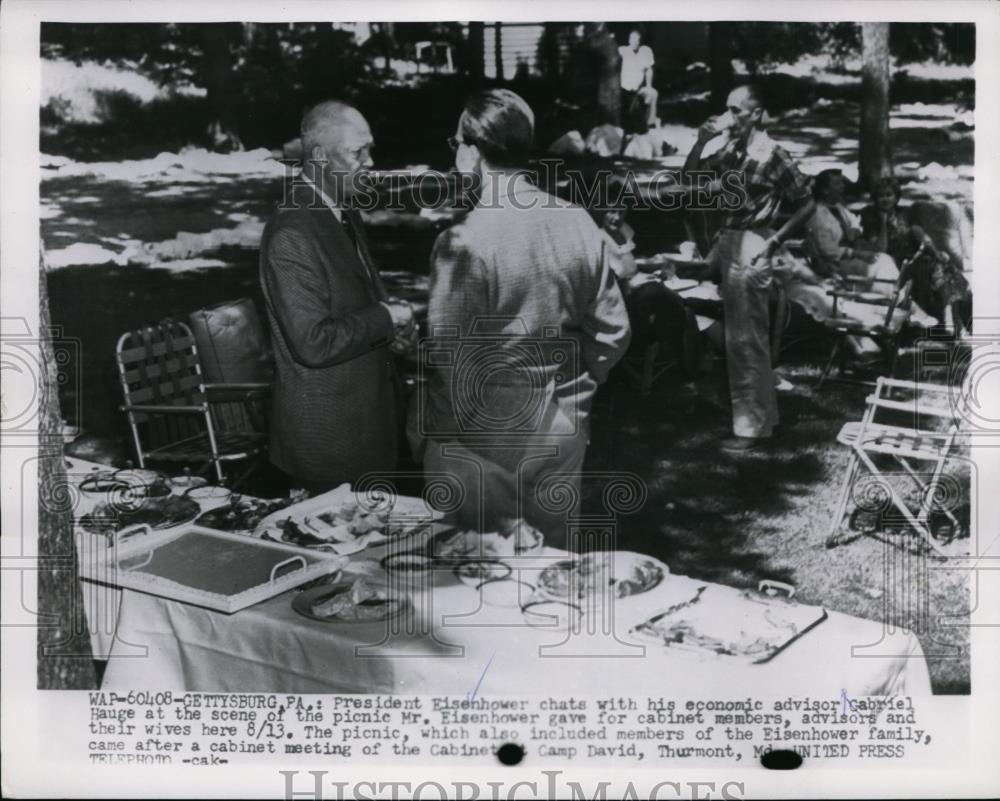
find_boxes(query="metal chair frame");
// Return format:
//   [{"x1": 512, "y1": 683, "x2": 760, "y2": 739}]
[
  {"x1": 816, "y1": 243, "x2": 928, "y2": 387},
  {"x1": 825, "y1": 376, "x2": 962, "y2": 557},
  {"x1": 116, "y1": 320, "x2": 268, "y2": 486}
]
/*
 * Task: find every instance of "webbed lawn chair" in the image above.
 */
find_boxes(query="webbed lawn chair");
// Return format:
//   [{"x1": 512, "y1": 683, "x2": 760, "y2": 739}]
[
  {"x1": 825, "y1": 377, "x2": 964, "y2": 557},
  {"x1": 116, "y1": 320, "x2": 268, "y2": 486}
]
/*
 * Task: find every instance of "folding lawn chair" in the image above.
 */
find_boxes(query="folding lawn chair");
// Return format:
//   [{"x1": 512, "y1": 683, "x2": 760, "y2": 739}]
[
  {"x1": 825, "y1": 377, "x2": 964, "y2": 557},
  {"x1": 816, "y1": 242, "x2": 929, "y2": 387},
  {"x1": 116, "y1": 320, "x2": 268, "y2": 486}
]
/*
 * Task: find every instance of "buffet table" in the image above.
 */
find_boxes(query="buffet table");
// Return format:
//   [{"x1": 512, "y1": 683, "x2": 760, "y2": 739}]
[{"x1": 66, "y1": 457, "x2": 932, "y2": 696}]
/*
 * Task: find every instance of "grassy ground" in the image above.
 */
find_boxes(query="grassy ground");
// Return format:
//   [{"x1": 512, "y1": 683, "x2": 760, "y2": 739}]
[{"x1": 586, "y1": 351, "x2": 972, "y2": 694}]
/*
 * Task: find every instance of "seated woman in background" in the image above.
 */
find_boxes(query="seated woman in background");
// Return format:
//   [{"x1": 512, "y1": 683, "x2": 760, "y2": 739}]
[
  {"x1": 599, "y1": 205, "x2": 702, "y2": 378},
  {"x1": 804, "y1": 169, "x2": 899, "y2": 292},
  {"x1": 781, "y1": 170, "x2": 906, "y2": 358},
  {"x1": 860, "y1": 176, "x2": 971, "y2": 335}
]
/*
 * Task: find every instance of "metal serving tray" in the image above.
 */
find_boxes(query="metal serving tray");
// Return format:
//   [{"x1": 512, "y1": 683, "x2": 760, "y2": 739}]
[{"x1": 80, "y1": 524, "x2": 346, "y2": 614}]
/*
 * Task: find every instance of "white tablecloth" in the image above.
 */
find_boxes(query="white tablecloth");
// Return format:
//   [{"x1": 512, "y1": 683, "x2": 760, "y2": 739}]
[
  {"x1": 66, "y1": 457, "x2": 931, "y2": 696},
  {"x1": 99, "y1": 558, "x2": 931, "y2": 696}
]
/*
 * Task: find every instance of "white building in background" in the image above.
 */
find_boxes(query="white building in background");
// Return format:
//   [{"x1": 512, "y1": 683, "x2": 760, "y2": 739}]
[
  {"x1": 481, "y1": 23, "x2": 547, "y2": 79},
  {"x1": 330, "y1": 21, "x2": 372, "y2": 45}
]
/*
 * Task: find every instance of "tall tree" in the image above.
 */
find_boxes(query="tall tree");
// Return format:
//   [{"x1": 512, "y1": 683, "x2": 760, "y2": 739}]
[
  {"x1": 467, "y1": 21, "x2": 485, "y2": 83},
  {"x1": 37, "y1": 251, "x2": 97, "y2": 690},
  {"x1": 201, "y1": 23, "x2": 244, "y2": 152},
  {"x1": 494, "y1": 22, "x2": 504, "y2": 81},
  {"x1": 588, "y1": 23, "x2": 621, "y2": 125},
  {"x1": 380, "y1": 23, "x2": 396, "y2": 71},
  {"x1": 537, "y1": 22, "x2": 562, "y2": 81},
  {"x1": 708, "y1": 22, "x2": 735, "y2": 108},
  {"x1": 859, "y1": 22, "x2": 892, "y2": 189}
]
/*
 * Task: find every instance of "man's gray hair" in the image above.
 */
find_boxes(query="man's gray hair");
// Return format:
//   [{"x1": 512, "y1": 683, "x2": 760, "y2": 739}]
[{"x1": 301, "y1": 100, "x2": 358, "y2": 156}]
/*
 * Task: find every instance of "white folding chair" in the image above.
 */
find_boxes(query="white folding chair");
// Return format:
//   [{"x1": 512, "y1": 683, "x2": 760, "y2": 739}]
[{"x1": 825, "y1": 377, "x2": 963, "y2": 556}]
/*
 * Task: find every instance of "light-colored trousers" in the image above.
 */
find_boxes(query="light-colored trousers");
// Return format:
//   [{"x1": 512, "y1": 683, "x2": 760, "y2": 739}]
[{"x1": 710, "y1": 229, "x2": 778, "y2": 439}]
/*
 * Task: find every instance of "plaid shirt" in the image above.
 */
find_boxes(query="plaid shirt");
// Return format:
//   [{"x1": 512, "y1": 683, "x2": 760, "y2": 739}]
[{"x1": 703, "y1": 131, "x2": 811, "y2": 232}]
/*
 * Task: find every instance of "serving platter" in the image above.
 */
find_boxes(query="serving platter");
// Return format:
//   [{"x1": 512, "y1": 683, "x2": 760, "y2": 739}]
[
  {"x1": 195, "y1": 496, "x2": 292, "y2": 534},
  {"x1": 430, "y1": 524, "x2": 544, "y2": 562},
  {"x1": 534, "y1": 551, "x2": 668, "y2": 601},
  {"x1": 81, "y1": 524, "x2": 346, "y2": 613},
  {"x1": 255, "y1": 484, "x2": 444, "y2": 556},
  {"x1": 78, "y1": 494, "x2": 201, "y2": 535},
  {"x1": 628, "y1": 583, "x2": 827, "y2": 663}
]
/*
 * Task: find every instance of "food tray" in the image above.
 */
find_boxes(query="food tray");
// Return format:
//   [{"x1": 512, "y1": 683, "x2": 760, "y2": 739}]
[
  {"x1": 81, "y1": 524, "x2": 346, "y2": 613},
  {"x1": 292, "y1": 581, "x2": 408, "y2": 623},
  {"x1": 429, "y1": 524, "x2": 544, "y2": 562},
  {"x1": 78, "y1": 494, "x2": 201, "y2": 535},
  {"x1": 534, "y1": 552, "x2": 668, "y2": 601},
  {"x1": 255, "y1": 484, "x2": 444, "y2": 556},
  {"x1": 628, "y1": 582, "x2": 827, "y2": 664},
  {"x1": 195, "y1": 497, "x2": 292, "y2": 534}
]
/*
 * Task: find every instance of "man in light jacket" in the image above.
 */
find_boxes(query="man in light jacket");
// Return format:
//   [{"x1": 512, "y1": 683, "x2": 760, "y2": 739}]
[{"x1": 413, "y1": 89, "x2": 631, "y2": 547}]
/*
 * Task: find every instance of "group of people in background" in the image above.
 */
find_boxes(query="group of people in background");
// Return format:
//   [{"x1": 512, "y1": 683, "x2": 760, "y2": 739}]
[
  {"x1": 787, "y1": 169, "x2": 971, "y2": 357},
  {"x1": 259, "y1": 76, "x2": 972, "y2": 541}
]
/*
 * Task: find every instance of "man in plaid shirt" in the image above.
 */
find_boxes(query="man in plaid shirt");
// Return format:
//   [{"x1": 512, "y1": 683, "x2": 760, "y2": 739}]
[{"x1": 684, "y1": 84, "x2": 816, "y2": 452}]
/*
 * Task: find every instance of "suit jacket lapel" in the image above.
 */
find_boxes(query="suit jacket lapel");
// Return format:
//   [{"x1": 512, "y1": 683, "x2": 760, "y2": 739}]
[{"x1": 290, "y1": 182, "x2": 379, "y2": 290}]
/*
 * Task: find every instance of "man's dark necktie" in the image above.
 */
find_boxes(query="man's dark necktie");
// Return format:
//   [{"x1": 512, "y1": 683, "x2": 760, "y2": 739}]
[
  {"x1": 341, "y1": 209, "x2": 387, "y2": 301},
  {"x1": 340, "y1": 208, "x2": 360, "y2": 249}
]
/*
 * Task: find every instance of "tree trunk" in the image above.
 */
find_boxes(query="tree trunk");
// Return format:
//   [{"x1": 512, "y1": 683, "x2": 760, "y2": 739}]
[
  {"x1": 494, "y1": 23, "x2": 504, "y2": 81},
  {"x1": 588, "y1": 23, "x2": 621, "y2": 125},
  {"x1": 37, "y1": 250, "x2": 97, "y2": 690},
  {"x1": 202, "y1": 23, "x2": 244, "y2": 152},
  {"x1": 538, "y1": 22, "x2": 562, "y2": 81},
  {"x1": 467, "y1": 21, "x2": 485, "y2": 83},
  {"x1": 381, "y1": 22, "x2": 395, "y2": 71},
  {"x1": 708, "y1": 22, "x2": 735, "y2": 107},
  {"x1": 859, "y1": 22, "x2": 892, "y2": 190},
  {"x1": 317, "y1": 23, "x2": 343, "y2": 97}
]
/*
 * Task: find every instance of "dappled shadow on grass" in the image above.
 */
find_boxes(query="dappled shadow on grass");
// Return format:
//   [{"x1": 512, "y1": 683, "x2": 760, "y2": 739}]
[
  {"x1": 579, "y1": 350, "x2": 971, "y2": 693},
  {"x1": 41, "y1": 176, "x2": 283, "y2": 248},
  {"x1": 42, "y1": 93, "x2": 213, "y2": 162},
  {"x1": 891, "y1": 126, "x2": 974, "y2": 170},
  {"x1": 583, "y1": 375, "x2": 827, "y2": 590}
]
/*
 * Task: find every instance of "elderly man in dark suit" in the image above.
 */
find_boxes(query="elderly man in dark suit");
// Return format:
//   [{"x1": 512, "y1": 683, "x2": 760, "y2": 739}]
[{"x1": 260, "y1": 100, "x2": 415, "y2": 493}]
